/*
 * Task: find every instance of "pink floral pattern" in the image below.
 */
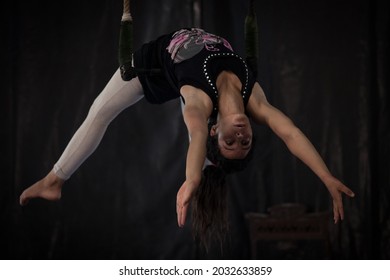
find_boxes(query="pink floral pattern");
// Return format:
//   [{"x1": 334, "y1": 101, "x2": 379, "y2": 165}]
[{"x1": 167, "y1": 28, "x2": 233, "y2": 63}]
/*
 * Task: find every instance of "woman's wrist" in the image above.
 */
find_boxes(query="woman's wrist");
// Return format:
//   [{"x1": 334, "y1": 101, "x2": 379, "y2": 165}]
[
  {"x1": 185, "y1": 177, "x2": 201, "y2": 191},
  {"x1": 319, "y1": 173, "x2": 337, "y2": 187}
]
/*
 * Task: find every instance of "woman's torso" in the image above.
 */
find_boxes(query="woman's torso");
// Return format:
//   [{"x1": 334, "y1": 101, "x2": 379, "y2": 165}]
[{"x1": 133, "y1": 28, "x2": 256, "y2": 112}]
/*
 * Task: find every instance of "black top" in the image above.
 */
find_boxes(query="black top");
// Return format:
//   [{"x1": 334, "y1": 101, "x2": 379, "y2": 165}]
[{"x1": 133, "y1": 28, "x2": 256, "y2": 113}]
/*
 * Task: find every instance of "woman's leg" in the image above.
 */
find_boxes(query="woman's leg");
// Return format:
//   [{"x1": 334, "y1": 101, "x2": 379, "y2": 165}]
[
  {"x1": 53, "y1": 70, "x2": 144, "y2": 179},
  {"x1": 20, "y1": 69, "x2": 144, "y2": 205}
]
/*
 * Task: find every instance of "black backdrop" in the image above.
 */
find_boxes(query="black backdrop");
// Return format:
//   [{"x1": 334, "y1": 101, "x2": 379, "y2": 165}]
[{"x1": 2, "y1": 0, "x2": 389, "y2": 259}]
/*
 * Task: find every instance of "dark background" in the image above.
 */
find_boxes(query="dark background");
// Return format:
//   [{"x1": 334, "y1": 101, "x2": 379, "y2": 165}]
[{"x1": 2, "y1": 0, "x2": 389, "y2": 259}]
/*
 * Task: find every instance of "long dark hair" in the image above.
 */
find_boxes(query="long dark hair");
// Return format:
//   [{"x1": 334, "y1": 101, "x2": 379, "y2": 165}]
[{"x1": 191, "y1": 118, "x2": 255, "y2": 251}]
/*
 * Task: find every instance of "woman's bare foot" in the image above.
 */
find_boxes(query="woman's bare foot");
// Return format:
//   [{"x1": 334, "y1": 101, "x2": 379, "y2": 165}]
[{"x1": 20, "y1": 170, "x2": 65, "y2": 206}]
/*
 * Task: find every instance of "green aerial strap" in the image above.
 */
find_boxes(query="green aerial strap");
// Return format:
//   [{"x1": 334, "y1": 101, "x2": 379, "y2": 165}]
[
  {"x1": 244, "y1": 0, "x2": 259, "y2": 78},
  {"x1": 118, "y1": 0, "x2": 160, "y2": 81},
  {"x1": 118, "y1": 0, "x2": 135, "y2": 80}
]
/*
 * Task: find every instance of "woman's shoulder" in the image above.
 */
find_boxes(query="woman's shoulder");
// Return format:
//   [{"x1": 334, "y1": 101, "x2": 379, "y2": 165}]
[{"x1": 180, "y1": 85, "x2": 214, "y2": 115}]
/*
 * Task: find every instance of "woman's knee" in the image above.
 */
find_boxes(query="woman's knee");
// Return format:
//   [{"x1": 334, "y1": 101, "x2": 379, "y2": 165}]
[{"x1": 86, "y1": 76, "x2": 144, "y2": 125}]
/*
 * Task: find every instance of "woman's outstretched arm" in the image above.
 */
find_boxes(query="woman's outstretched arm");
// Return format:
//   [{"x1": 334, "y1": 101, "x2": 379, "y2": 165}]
[
  {"x1": 247, "y1": 83, "x2": 355, "y2": 223},
  {"x1": 176, "y1": 86, "x2": 212, "y2": 227}
]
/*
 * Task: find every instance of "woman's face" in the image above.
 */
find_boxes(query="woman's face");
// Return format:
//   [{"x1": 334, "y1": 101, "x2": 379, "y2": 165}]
[{"x1": 210, "y1": 114, "x2": 253, "y2": 159}]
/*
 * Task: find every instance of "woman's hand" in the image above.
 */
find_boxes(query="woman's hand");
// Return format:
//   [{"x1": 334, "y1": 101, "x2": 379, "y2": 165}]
[
  {"x1": 176, "y1": 180, "x2": 198, "y2": 228},
  {"x1": 323, "y1": 176, "x2": 355, "y2": 224}
]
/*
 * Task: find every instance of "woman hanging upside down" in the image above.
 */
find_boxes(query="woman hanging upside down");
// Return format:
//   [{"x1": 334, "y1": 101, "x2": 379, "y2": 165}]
[{"x1": 19, "y1": 27, "x2": 355, "y2": 249}]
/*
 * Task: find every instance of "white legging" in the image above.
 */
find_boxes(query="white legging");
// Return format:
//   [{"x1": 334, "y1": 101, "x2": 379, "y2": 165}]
[{"x1": 53, "y1": 69, "x2": 144, "y2": 180}]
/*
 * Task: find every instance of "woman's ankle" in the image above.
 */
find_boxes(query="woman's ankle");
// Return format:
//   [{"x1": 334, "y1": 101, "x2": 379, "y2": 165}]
[{"x1": 45, "y1": 170, "x2": 65, "y2": 188}]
